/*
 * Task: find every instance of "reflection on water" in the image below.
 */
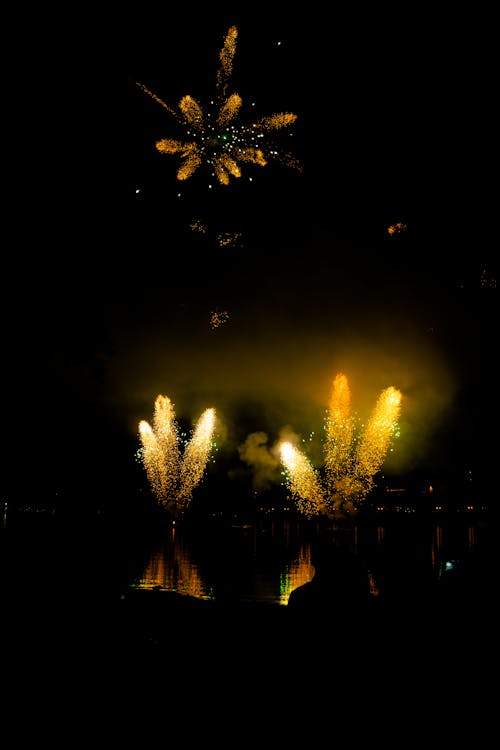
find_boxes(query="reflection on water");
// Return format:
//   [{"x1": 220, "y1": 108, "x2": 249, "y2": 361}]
[
  {"x1": 134, "y1": 524, "x2": 211, "y2": 600},
  {"x1": 130, "y1": 519, "x2": 316, "y2": 604},
  {"x1": 0, "y1": 507, "x2": 491, "y2": 610},
  {"x1": 129, "y1": 513, "x2": 490, "y2": 606},
  {"x1": 280, "y1": 545, "x2": 314, "y2": 605}
]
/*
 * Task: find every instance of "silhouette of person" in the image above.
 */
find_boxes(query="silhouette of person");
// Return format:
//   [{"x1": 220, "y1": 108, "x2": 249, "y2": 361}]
[{"x1": 287, "y1": 532, "x2": 371, "y2": 620}]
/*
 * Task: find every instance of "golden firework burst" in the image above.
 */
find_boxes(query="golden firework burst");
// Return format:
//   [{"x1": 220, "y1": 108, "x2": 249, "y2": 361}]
[{"x1": 136, "y1": 25, "x2": 302, "y2": 186}]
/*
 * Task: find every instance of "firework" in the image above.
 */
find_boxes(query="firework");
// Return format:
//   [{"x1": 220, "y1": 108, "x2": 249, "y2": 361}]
[
  {"x1": 279, "y1": 442, "x2": 326, "y2": 518},
  {"x1": 355, "y1": 386, "x2": 402, "y2": 486},
  {"x1": 136, "y1": 25, "x2": 302, "y2": 186},
  {"x1": 279, "y1": 374, "x2": 402, "y2": 519},
  {"x1": 138, "y1": 395, "x2": 216, "y2": 517},
  {"x1": 177, "y1": 407, "x2": 216, "y2": 508},
  {"x1": 209, "y1": 309, "x2": 230, "y2": 329},
  {"x1": 387, "y1": 222, "x2": 407, "y2": 235},
  {"x1": 324, "y1": 373, "x2": 355, "y2": 486}
]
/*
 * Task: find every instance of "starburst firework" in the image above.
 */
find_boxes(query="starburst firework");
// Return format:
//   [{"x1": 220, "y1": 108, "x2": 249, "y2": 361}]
[
  {"x1": 136, "y1": 25, "x2": 302, "y2": 186},
  {"x1": 138, "y1": 395, "x2": 216, "y2": 517},
  {"x1": 279, "y1": 373, "x2": 402, "y2": 519}
]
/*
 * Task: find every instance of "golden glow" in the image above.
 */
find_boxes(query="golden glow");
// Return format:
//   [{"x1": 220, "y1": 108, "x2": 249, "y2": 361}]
[
  {"x1": 387, "y1": 222, "x2": 407, "y2": 235},
  {"x1": 136, "y1": 25, "x2": 302, "y2": 185},
  {"x1": 138, "y1": 395, "x2": 216, "y2": 516},
  {"x1": 279, "y1": 373, "x2": 402, "y2": 519}
]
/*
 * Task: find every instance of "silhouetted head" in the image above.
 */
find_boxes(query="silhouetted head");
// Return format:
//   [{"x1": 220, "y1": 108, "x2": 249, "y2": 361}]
[{"x1": 309, "y1": 532, "x2": 370, "y2": 597}]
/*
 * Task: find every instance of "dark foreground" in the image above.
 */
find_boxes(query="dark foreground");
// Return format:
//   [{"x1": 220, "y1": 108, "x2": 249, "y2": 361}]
[
  {"x1": 2, "y1": 510, "x2": 496, "y2": 663},
  {"x1": 2, "y1": 552, "x2": 496, "y2": 743},
  {"x1": 3, "y1": 547, "x2": 495, "y2": 660},
  {"x1": 1, "y1": 511, "x2": 496, "y2": 743}
]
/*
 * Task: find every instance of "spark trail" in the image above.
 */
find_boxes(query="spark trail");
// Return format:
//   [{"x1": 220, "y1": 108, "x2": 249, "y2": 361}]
[
  {"x1": 139, "y1": 395, "x2": 216, "y2": 517},
  {"x1": 279, "y1": 373, "x2": 402, "y2": 519}
]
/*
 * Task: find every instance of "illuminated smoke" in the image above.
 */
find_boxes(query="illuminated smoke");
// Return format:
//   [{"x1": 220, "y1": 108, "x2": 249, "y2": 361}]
[
  {"x1": 136, "y1": 25, "x2": 302, "y2": 186},
  {"x1": 279, "y1": 374, "x2": 402, "y2": 519},
  {"x1": 138, "y1": 395, "x2": 216, "y2": 517}
]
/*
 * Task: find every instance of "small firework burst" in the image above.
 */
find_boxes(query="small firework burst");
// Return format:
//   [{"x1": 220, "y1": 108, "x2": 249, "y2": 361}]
[
  {"x1": 388, "y1": 221, "x2": 407, "y2": 235},
  {"x1": 217, "y1": 231, "x2": 243, "y2": 247},
  {"x1": 209, "y1": 309, "x2": 230, "y2": 329}
]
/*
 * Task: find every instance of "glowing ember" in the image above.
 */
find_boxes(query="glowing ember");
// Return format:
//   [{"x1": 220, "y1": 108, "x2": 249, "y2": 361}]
[
  {"x1": 209, "y1": 309, "x2": 230, "y2": 329},
  {"x1": 387, "y1": 222, "x2": 407, "y2": 235}
]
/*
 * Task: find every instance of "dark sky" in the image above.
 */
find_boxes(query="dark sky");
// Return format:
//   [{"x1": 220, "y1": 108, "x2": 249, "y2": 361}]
[{"x1": 4, "y1": 6, "x2": 497, "y2": 501}]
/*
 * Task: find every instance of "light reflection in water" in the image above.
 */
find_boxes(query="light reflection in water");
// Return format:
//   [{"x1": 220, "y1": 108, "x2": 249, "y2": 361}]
[
  {"x1": 131, "y1": 519, "x2": 316, "y2": 605},
  {"x1": 279, "y1": 545, "x2": 314, "y2": 605},
  {"x1": 130, "y1": 517, "x2": 487, "y2": 606},
  {"x1": 468, "y1": 525, "x2": 475, "y2": 549},
  {"x1": 431, "y1": 525, "x2": 444, "y2": 570},
  {"x1": 133, "y1": 524, "x2": 214, "y2": 600},
  {"x1": 431, "y1": 522, "x2": 478, "y2": 580}
]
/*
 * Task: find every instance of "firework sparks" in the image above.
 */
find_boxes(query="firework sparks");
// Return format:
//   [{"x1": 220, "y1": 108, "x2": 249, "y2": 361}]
[
  {"x1": 279, "y1": 374, "x2": 402, "y2": 519},
  {"x1": 189, "y1": 218, "x2": 208, "y2": 234},
  {"x1": 217, "y1": 231, "x2": 243, "y2": 247},
  {"x1": 178, "y1": 407, "x2": 216, "y2": 508},
  {"x1": 209, "y1": 309, "x2": 230, "y2": 329},
  {"x1": 324, "y1": 373, "x2": 356, "y2": 486},
  {"x1": 138, "y1": 395, "x2": 216, "y2": 517},
  {"x1": 136, "y1": 25, "x2": 302, "y2": 186},
  {"x1": 387, "y1": 221, "x2": 407, "y2": 235},
  {"x1": 355, "y1": 386, "x2": 402, "y2": 485},
  {"x1": 280, "y1": 441, "x2": 326, "y2": 518}
]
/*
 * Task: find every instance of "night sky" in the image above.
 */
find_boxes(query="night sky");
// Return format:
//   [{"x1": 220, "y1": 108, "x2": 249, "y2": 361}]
[{"x1": 5, "y1": 6, "x2": 496, "y2": 506}]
